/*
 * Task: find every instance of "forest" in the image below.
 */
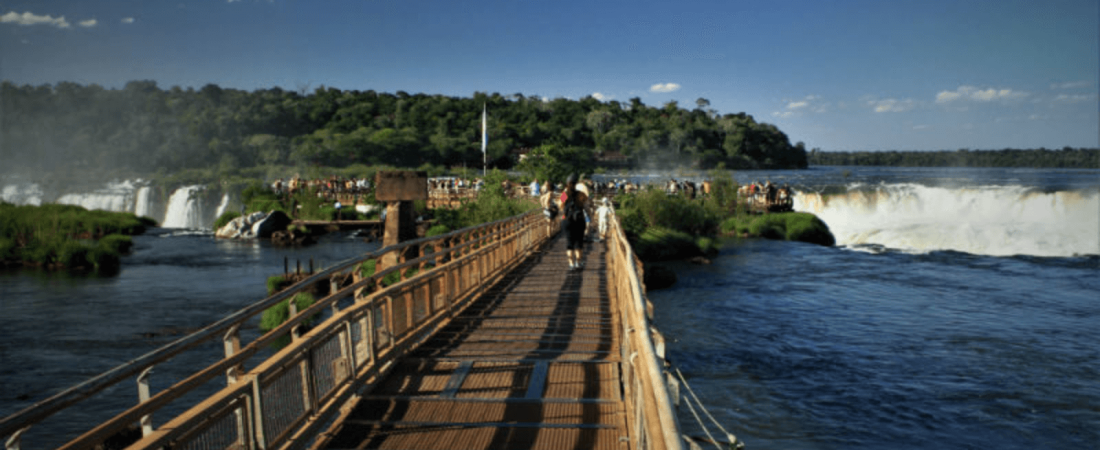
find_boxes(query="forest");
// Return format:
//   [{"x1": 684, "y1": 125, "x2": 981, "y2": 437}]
[
  {"x1": 808, "y1": 148, "x2": 1099, "y2": 168},
  {"x1": 0, "y1": 80, "x2": 808, "y2": 182}
]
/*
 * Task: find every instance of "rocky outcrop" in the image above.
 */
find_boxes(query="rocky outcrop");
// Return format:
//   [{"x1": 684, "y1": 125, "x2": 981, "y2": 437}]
[{"x1": 215, "y1": 210, "x2": 291, "y2": 239}]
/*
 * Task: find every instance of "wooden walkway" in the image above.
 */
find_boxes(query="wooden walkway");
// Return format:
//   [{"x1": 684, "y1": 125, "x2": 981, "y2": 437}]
[{"x1": 319, "y1": 235, "x2": 628, "y2": 450}]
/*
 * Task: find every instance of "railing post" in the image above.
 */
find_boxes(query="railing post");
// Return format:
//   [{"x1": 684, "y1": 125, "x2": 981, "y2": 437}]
[
  {"x1": 289, "y1": 299, "x2": 301, "y2": 341},
  {"x1": 224, "y1": 324, "x2": 242, "y2": 384},
  {"x1": 251, "y1": 378, "x2": 267, "y2": 450},
  {"x1": 137, "y1": 367, "x2": 154, "y2": 437},
  {"x1": 5, "y1": 427, "x2": 28, "y2": 450}
]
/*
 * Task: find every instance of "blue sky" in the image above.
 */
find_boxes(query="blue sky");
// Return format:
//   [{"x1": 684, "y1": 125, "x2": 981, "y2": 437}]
[{"x1": 2, "y1": 0, "x2": 1097, "y2": 151}]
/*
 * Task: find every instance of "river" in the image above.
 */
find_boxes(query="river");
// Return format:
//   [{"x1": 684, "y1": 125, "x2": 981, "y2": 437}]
[
  {"x1": 1, "y1": 166, "x2": 1098, "y2": 449},
  {"x1": 645, "y1": 166, "x2": 1100, "y2": 449}
]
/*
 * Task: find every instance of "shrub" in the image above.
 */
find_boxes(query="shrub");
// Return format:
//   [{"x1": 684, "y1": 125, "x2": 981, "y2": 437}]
[
  {"x1": 259, "y1": 292, "x2": 317, "y2": 349},
  {"x1": 266, "y1": 275, "x2": 289, "y2": 296},
  {"x1": 87, "y1": 242, "x2": 121, "y2": 273},
  {"x1": 632, "y1": 227, "x2": 701, "y2": 261},
  {"x1": 783, "y1": 213, "x2": 836, "y2": 246},
  {"x1": 99, "y1": 234, "x2": 133, "y2": 254},
  {"x1": 57, "y1": 241, "x2": 93, "y2": 269},
  {"x1": 720, "y1": 212, "x2": 834, "y2": 246},
  {"x1": 425, "y1": 224, "x2": 451, "y2": 237},
  {"x1": 0, "y1": 237, "x2": 15, "y2": 261}
]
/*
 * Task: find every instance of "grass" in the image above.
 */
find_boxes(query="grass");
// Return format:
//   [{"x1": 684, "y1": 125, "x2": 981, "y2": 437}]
[
  {"x1": 259, "y1": 291, "x2": 317, "y2": 350},
  {"x1": 0, "y1": 202, "x2": 150, "y2": 273},
  {"x1": 719, "y1": 212, "x2": 835, "y2": 246}
]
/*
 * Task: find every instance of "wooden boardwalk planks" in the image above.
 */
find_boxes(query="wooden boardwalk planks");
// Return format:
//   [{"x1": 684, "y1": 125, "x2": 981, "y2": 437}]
[{"x1": 319, "y1": 235, "x2": 629, "y2": 450}]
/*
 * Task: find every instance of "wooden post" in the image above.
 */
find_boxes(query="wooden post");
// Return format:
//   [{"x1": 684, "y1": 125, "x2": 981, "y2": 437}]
[{"x1": 375, "y1": 171, "x2": 428, "y2": 270}]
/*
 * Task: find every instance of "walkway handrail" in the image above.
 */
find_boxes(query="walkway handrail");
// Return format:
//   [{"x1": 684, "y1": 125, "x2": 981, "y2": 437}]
[
  {"x1": 1, "y1": 210, "x2": 552, "y2": 450},
  {"x1": 607, "y1": 216, "x2": 687, "y2": 450}
]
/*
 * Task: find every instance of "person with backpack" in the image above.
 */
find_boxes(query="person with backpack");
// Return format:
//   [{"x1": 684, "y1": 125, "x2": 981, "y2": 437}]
[{"x1": 560, "y1": 173, "x2": 588, "y2": 270}]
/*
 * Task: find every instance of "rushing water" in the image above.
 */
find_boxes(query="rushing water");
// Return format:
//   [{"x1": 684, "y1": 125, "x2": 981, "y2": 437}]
[
  {"x1": 644, "y1": 167, "x2": 1100, "y2": 450},
  {"x1": 1, "y1": 167, "x2": 1098, "y2": 449}
]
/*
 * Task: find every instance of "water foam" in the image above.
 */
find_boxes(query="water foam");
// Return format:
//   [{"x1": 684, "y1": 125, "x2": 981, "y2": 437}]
[{"x1": 795, "y1": 184, "x2": 1100, "y2": 257}]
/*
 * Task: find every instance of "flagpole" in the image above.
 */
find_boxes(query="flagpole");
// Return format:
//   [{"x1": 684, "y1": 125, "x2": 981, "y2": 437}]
[{"x1": 481, "y1": 103, "x2": 487, "y2": 177}]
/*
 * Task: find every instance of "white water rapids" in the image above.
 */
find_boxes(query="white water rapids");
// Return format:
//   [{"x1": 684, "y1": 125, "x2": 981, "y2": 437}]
[{"x1": 795, "y1": 184, "x2": 1100, "y2": 257}]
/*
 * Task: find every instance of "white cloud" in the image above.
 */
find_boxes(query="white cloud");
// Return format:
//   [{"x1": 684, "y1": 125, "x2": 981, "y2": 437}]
[
  {"x1": 935, "y1": 91, "x2": 962, "y2": 103},
  {"x1": 121, "y1": 17, "x2": 135, "y2": 24},
  {"x1": 78, "y1": 18, "x2": 97, "y2": 27},
  {"x1": 592, "y1": 92, "x2": 612, "y2": 101},
  {"x1": 1, "y1": 11, "x2": 71, "y2": 28},
  {"x1": 1050, "y1": 81, "x2": 1090, "y2": 90},
  {"x1": 935, "y1": 86, "x2": 1028, "y2": 104},
  {"x1": 774, "y1": 95, "x2": 824, "y2": 118},
  {"x1": 867, "y1": 98, "x2": 916, "y2": 113},
  {"x1": 1053, "y1": 93, "x2": 1096, "y2": 103},
  {"x1": 649, "y1": 83, "x2": 681, "y2": 93}
]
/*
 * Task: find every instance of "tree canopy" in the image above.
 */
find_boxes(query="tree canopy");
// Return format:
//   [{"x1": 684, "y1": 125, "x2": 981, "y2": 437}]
[{"x1": 1, "y1": 81, "x2": 808, "y2": 181}]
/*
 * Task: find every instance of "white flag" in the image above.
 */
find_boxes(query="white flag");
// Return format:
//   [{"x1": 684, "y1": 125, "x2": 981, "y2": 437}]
[{"x1": 481, "y1": 104, "x2": 488, "y2": 155}]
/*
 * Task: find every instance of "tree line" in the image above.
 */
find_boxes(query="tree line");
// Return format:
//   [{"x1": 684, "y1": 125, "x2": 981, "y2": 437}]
[
  {"x1": 1, "y1": 80, "x2": 808, "y2": 182},
  {"x1": 808, "y1": 148, "x2": 1099, "y2": 168}
]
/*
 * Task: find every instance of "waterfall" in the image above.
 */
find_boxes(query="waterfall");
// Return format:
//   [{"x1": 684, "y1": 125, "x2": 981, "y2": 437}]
[
  {"x1": 134, "y1": 186, "x2": 154, "y2": 218},
  {"x1": 213, "y1": 193, "x2": 231, "y2": 220},
  {"x1": 162, "y1": 185, "x2": 207, "y2": 229},
  {"x1": 795, "y1": 183, "x2": 1100, "y2": 257},
  {"x1": 56, "y1": 180, "x2": 137, "y2": 212}
]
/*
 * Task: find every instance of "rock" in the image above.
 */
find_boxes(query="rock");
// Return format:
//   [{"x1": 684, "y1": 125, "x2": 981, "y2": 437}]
[
  {"x1": 272, "y1": 229, "x2": 316, "y2": 247},
  {"x1": 215, "y1": 210, "x2": 291, "y2": 240},
  {"x1": 643, "y1": 264, "x2": 677, "y2": 291},
  {"x1": 252, "y1": 210, "x2": 291, "y2": 238},
  {"x1": 689, "y1": 256, "x2": 712, "y2": 265}
]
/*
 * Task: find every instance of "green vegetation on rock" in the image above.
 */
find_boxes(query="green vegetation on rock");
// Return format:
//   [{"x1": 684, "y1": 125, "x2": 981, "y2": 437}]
[
  {"x1": 720, "y1": 212, "x2": 835, "y2": 246},
  {"x1": 0, "y1": 202, "x2": 151, "y2": 273}
]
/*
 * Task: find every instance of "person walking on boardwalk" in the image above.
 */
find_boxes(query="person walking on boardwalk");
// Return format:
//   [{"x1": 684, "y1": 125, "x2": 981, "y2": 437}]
[
  {"x1": 595, "y1": 197, "x2": 613, "y2": 242},
  {"x1": 540, "y1": 183, "x2": 558, "y2": 235},
  {"x1": 561, "y1": 173, "x2": 588, "y2": 270}
]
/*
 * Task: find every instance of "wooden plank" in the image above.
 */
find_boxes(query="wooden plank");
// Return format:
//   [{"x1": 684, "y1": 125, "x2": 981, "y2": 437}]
[{"x1": 439, "y1": 361, "x2": 473, "y2": 398}]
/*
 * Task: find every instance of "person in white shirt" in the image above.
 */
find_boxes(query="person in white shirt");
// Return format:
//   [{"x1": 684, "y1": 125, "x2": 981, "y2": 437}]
[{"x1": 595, "y1": 197, "x2": 613, "y2": 242}]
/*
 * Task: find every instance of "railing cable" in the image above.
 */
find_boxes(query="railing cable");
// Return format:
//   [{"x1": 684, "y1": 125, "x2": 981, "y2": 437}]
[{"x1": 674, "y1": 366, "x2": 745, "y2": 450}]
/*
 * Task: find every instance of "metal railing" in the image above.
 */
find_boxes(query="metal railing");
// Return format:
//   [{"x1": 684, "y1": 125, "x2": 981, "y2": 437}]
[
  {"x1": 2, "y1": 210, "x2": 551, "y2": 450},
  {"x1": 606, "y1": 217, "x2": 686, "y2": 450}
]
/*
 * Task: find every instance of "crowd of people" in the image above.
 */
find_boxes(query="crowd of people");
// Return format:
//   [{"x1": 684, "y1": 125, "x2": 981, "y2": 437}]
[
  {"x1": 271, "y1": 175, "x2": 372, "y2": 198},
  {"x1": 738, "y1": 180, "x2": 794, "y2": 211}
]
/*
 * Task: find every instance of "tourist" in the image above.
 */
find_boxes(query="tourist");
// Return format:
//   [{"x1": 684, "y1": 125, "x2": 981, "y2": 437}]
[
  {"x1": 561, "y1": 174, "x2": 588, "y2": 270},
  {"x1": 530, "y1": 179, "x2": 540, "y2": 197},
  {"x1": 595, "y1": 197, "x2": 613, "y2": 242},
  {"x1": 540, "y1": 184, "x2": 558, "y2": 235}
]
